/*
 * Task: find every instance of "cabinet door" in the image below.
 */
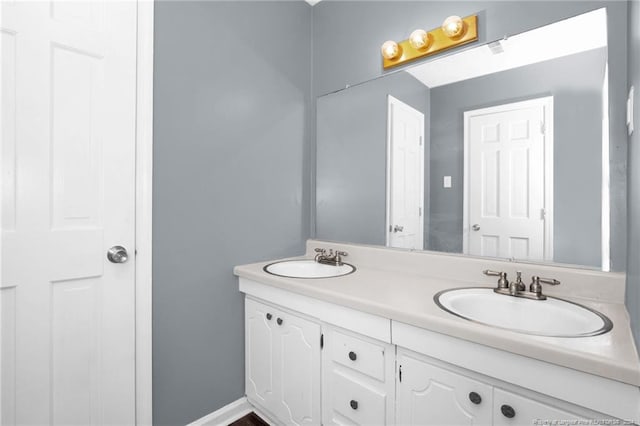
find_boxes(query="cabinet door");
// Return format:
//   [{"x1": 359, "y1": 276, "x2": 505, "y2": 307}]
[
  {"x1": 396, "y1": 351, "x2": 492, "y2": 426},
  {"x1": 494, "y1": 388, "x2": 590, "y2": 426},
  {"x1": 276, "y1": 311, "x2": 321, "y2": 425},
  {"x1": 245, "y1": 298, "x2": 278, "y2": 412}
]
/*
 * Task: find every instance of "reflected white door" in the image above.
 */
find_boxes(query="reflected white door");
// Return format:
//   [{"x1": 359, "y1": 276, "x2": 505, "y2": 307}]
[
  {"x1": 464, "y1": 97, "x2": 553, "y2": 261},
  {"x1": 387, "y1": 96, "x2": 425, "y2": 250},
  {"x1": 1, "y1": 1, "x2": 137, "y2": 424}
]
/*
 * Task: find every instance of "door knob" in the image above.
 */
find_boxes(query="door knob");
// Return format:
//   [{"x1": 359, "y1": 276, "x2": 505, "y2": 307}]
[
  {"x1": 472, "y1": 224, "x2": 480, "y2": 231},
  {"x1": 107, "y1": 246, "x2": 129, "y2": 264},
  {"x1": 393, "y1": 225, "x2": 404, "y2": 232}
]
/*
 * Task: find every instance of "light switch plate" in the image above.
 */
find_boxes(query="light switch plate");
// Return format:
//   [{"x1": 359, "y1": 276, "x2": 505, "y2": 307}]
[
  {"x1": 628, "y1": 86, "x2": 634, "y2": 136},
  {"x1": 443, "y1": 176, "x2": 452, "y2": 188}
]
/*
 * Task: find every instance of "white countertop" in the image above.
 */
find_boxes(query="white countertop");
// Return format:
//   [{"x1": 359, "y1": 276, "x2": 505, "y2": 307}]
[{"x1": 234, "y1": 251, "x2": 640, "y2": 387}]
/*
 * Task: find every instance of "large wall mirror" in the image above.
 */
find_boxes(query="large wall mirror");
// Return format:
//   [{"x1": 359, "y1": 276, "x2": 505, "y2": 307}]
[{"x1": 316, "y1": 8, "x2": 622, "y2": 271}]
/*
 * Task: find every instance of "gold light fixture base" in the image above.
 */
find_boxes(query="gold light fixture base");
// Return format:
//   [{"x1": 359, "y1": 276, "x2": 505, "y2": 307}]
[{"x1": 383, "y1": 15, "x2": 478, "y2": 69}]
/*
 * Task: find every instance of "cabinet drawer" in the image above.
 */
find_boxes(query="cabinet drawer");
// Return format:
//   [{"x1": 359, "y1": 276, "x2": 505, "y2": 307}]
[
  {"x1": 330, "y1": 329, "x2": 387, "y2": 381},
  {"x1": 329, "y1": 370, "x2": 387, "y2": 425}
]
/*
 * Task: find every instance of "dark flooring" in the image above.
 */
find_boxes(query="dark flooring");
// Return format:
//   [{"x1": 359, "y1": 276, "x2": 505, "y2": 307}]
[{"x1": 229, "y1": 412, "x2": 270, "y2": 426}]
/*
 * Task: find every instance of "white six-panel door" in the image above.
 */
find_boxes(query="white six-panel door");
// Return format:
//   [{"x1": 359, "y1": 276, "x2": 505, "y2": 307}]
[
  {"x1": 386, "y1": 96, "x2": 425, "y2": 250},
  {"x1": 1, "y1": 1, "x2": 138, "y2": 424},
  {"x1": 464, "y1": 98, "x2": 553, "y2": 262}
]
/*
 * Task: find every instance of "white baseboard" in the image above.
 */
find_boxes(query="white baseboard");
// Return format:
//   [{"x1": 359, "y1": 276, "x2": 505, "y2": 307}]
[{"x1": 187, "y1": 397, "x2": 253, "y2": 426}]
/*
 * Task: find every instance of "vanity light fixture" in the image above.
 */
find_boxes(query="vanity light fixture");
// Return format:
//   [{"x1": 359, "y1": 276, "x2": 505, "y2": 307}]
[
  {"x1": 381, "y1": 14, "x2": 478, "y2": 69},
  {"x1": 380, "y1": 40, "x2": 401, "y2": 60},
  {"x1": 409, "y1": 29, "x2": 431, "y2": 50},
  {"x1": 441, "y1": 15, "x2": 465, "y2": 38}
]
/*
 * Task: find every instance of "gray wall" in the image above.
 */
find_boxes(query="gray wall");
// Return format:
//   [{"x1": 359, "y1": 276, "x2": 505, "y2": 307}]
[
  {"x1": 312, "y1": 1, "x2": 628, "y2": 272},
  {"x1": 153, "y1": 2, "x2": 311, "y2": 425},
  {"x1": 316, "y1": 72, "x2": 429, "y2": 245},
  {"x1": 429, "y1": 49, "x2": 606, "y2": 268},
  {"x1": 626, "y1": 0, "x2": 640, "y2": 351}
]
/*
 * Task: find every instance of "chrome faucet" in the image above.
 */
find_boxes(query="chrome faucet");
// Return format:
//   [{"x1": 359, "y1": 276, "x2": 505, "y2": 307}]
[
  {"x1": 483, "y1": 270, "x2": 560, "y2": 300},
  {"x1": 314, "y1": 248, "x2": 348, "y2": 266}
]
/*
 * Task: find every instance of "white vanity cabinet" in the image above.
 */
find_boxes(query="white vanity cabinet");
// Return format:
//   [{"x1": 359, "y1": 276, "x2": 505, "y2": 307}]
[
  {"x1": 239, "y1": 275, "x2": 638, "y2": 425},
  {"x1": 245, "y1": 297, "x2": 321, "y2": 425},
  {"x1": 396, "y1": 350, "x2": 493, "y2": 425},
  {"x1": 321, "y1": 326, "x2": 395, "y2": 425},
  {"x1": 395, "y1": 348, "x2": 595, "y2": 426}
]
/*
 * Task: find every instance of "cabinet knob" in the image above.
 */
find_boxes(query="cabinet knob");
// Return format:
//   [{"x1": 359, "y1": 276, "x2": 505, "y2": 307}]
[
  {"x1": 266, "y1": 313, "x2": 272, "y2": 320},
  {"x1": 348, "y1": 351, "x2": 357, "y2": 361},
  {"x1": 350, "y1": 400, "x2": 358, "y2": 410},
  {"x1": 276, "y1": 318, "x2": 283, "y2": 326},
  {"x1": 501, "y1": 404, "x2": 516, "y2": 418},
  {"x1": 468, "y1": 392, "x2": 482, "y2": 405}
]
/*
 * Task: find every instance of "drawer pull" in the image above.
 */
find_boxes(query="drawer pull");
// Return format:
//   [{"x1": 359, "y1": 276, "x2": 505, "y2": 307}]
[
  {"x1": 348, "y1": 351, "x2": 357, "y2": 361},
  {"x1": 501, "y1": 404, "x2": 516, "y2": 418},
  {"x1": 350, "y1": 400, "x2": 358, "y2": 410},
  {"x1": 266, "y1": 313, "x2": 272, "y2": 320},
  {"x1": 277, "y1": 318, "x2": 283, "y2": 326},
  {"x1": 468, "y1": 392, "x2": 482, "y2": 405}
]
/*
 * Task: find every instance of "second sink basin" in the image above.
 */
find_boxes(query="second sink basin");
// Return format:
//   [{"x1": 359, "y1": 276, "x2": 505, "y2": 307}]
[
  {"x1": 264, "y1": 259, "x2": 355, "y2": 279},
  {"x1": 434, "y1": 288, "x2": 612, "y2": 337}
]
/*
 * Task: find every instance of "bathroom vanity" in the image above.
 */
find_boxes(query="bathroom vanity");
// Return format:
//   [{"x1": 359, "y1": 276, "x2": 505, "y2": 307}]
[{"x1": 235, "y1": 240, "x2": 640, "y2": 425}]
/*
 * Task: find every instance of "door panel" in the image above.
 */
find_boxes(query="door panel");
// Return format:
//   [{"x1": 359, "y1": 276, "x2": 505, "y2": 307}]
[
  {"x1": 387, "y1": 96, "x2": 425, "y2": 250},
  {"x1": 245, "y1": 298, "x2": 276, "y2": 407},
  {"x1": 493, "y1": 388, "x2": 589, "y2": 425},
  {"x1": 466, "y1": 98, "x2": 551, "y2": 261},
  {"x1": 397, "y1": 352, "x2": 492, "y2": 426},
  {"x1": 279, "y1": 313, "x2": 321, "y2": 425},
  {"x1": 0, "y1": 1, "x2": 137, "y2": 424}
]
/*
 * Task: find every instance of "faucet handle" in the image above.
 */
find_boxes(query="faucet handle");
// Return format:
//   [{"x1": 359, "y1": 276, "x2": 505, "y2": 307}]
[
  {"x1": 336, "y1": 251, "x2": 348, "y2": 257},
  {"x1": 314, "y1": 248, "x2": 326, "y2": 254},
  {"x1": 483, "y1": 270, "x2": 508, "y2": 289},
  {"x1": 529, "y1": 276, "x2": 560, "y2": 298},
  {"x1": 537, "y1": 277, "x2": 561, "y2": 286}
]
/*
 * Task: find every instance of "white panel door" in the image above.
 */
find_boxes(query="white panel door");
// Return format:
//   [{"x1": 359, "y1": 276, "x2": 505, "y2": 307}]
[
  {"x1": 465, "y1": 98, "x2": 552, "y2": 261},
  {"x1": 1, "y1": 1, "x2": 137, "y2": 424},
  {"x1": 387, "y1": 96, "x2": 425, "y2": 250},
  {"x1": 396, "y1": 351, "x2": 492, "y2": 426}
]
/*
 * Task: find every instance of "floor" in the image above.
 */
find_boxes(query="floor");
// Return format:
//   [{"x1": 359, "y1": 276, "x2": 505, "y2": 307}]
[{"x1": 229, "y1": 412, "x2": 270, "y2": 426}]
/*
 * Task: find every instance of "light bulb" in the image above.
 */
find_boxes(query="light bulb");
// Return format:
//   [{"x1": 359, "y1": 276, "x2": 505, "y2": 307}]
[
  {"x1": 409, "y1": 29, "x2": 431, "y2": 50},
  {"x1": 441, "y1": 15, "x2": 465, "y2": 38},
  {"x1": 380, "y1": 40, "x2": 400, "y2": 60}
]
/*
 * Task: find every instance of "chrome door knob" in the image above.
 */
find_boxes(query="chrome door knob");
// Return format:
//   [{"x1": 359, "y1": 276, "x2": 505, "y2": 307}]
[
  {"x1": 393, "y1": 225, "x2": 404, "y2": 232},
  {"x1": 107, "y1": 246, "x2": 129, "y2": 264},
  {"x1": 472, "y1": 224, "x2": 481, "y2": 231}
]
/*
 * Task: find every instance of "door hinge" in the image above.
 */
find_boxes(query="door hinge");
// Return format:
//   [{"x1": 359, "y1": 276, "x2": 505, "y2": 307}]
[
  {"x1": 320, "y1": 333, "x2": 324, "y2": 350},
  {"x1": 540, "y1": 121, "x2": 546, "y2": 135},
  {"x1": 419, "y1": 207, "x2": 422, "y2": 216},
  {"x1": 419, "y1": 136, "x2": 423, "y2": 146},
  {"x1": 399, "y1": 364, "x2": 402, "y2": 382},
  {"x1": 540, "y1": 208, "x2": 546, "y2": 220}
]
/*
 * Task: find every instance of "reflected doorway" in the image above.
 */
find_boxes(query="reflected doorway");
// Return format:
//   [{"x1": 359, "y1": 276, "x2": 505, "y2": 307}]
[
  {"x1": 386, "y1": 95, "x2": 425, "y2": 250},
  {"x1": 463, "y1": 97, "x2": 554, "y2": 261}
]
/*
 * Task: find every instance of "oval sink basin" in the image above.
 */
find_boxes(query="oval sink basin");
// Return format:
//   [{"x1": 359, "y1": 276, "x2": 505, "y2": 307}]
[
  {"x1": 264, "y1": 259, "x2": 355, "y2": 279},
  {"x1": 434, "y1": 288, "x2": 612, "y2": 337}
]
